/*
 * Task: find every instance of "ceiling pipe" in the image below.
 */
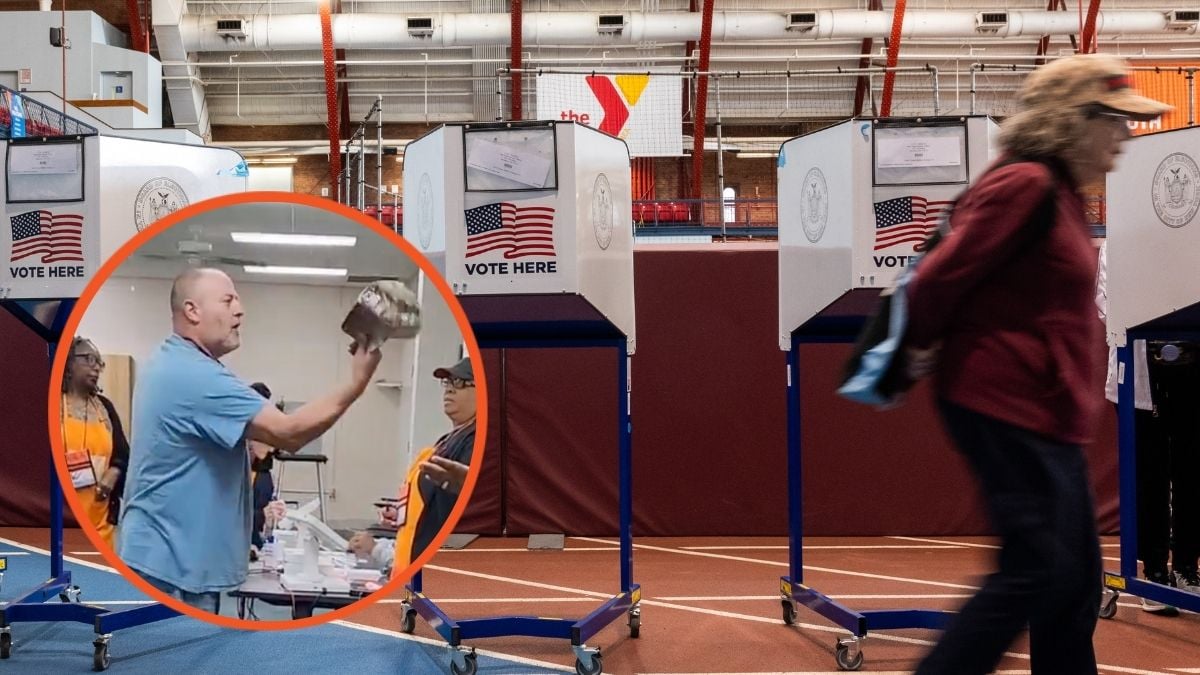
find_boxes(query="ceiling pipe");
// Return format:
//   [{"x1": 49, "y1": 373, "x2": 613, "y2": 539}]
[{"x1": 177, "y1": 10, "x2": 1191, "y2": 52}]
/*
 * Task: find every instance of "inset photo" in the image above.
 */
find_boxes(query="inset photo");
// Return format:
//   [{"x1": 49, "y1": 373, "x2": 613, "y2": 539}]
[{"x1": 48, "y1": 192, "x2": 485, "y2": 629}]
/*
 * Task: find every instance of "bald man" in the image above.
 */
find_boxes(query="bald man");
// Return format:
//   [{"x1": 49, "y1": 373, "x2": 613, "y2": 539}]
[{"x1": 117, "y1": 268, "x2": 382, "y2": 614}]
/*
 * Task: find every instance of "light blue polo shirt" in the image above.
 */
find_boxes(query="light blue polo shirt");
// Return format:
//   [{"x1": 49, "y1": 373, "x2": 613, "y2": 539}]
[{"x1": 117, "y1": 334, "x2": 268, "y2": 594}]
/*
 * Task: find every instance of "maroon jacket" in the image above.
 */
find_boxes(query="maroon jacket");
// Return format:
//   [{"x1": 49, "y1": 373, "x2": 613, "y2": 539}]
[{"x1": 905, "y1": 158, "x2": 1105, "y2": 445}]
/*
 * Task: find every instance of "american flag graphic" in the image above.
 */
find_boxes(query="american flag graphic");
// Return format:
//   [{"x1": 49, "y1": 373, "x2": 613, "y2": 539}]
[
  {"x1": 464, "y1": 201, "x2": 556, "y2": 259},
  {"x1": 872, "y1": 196, "x2": 953, "y2": 251},
  {"x1": 10, "y1": 210, "x2": 84, "y2": 263}
]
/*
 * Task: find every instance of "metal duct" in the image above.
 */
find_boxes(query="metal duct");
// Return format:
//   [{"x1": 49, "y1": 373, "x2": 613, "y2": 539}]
[{"x1": 177, "y1": 10, "x2": 1191, "y2": 52}]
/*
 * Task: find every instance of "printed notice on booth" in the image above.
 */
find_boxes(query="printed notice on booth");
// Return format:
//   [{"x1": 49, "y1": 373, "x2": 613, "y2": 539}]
[
  {"x1": 876, "y1": 136, "x2": 961, "y2": 169},
  {"x1": 466, "y1": 139, "x2": 553, "y2": 189},
  {"x1": 8, "y1": 143, "x2": 80, "y2": 175}
]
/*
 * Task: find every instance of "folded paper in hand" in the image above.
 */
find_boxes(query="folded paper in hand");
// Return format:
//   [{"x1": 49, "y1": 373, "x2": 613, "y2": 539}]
[{"x1": 341, "y1": 280, "x2": 420, "y2": 350}]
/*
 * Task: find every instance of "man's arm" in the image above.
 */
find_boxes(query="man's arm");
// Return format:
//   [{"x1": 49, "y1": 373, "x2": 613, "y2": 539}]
[
  {"x1": 247, "y1": 383, "x2": 361, "y2": 452},
  {"x1": 246, "y1": 340, "x2": 382, "y2": 452}
]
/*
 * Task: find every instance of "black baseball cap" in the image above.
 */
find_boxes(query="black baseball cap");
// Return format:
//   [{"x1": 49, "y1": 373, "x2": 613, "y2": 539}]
[{"x1": 433, "y1": 357, "x2": 473, "y2": 382}]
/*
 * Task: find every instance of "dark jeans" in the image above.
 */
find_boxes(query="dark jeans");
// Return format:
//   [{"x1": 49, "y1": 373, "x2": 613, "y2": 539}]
[
  {"x1": 915, "y1": 400, "x2": 1101, "y2": 675},
  {"x1": 1136, "y1": 360, "x2": 1200, "y2": 578}
]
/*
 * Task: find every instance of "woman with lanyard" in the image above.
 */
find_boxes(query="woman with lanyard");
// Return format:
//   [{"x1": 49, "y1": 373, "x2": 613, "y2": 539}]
[{"x1": 61, "y1": 337, "x2": 131, "y2": 548}]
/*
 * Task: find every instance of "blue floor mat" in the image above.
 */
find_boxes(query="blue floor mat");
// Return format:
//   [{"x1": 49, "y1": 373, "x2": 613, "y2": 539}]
[{"x1": 0, "y1": 546, "x2": 564, "y2": 674}]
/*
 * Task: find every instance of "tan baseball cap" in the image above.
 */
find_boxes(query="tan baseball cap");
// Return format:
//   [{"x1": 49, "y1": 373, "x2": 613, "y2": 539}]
[{"x1": 1020, "y1": 53, "x2": 1172, "y2": 121}]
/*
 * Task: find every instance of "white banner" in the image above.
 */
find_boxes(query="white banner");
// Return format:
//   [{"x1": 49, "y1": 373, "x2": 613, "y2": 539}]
[{"x1": 536, "y1": 73, "x2": 682, "y2": 157}]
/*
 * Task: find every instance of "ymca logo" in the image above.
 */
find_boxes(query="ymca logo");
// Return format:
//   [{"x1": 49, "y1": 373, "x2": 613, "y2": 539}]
[
  {"x1": 557, "y1": 75, "x2": 650, "y2": 139},
  {"x1": 538, "y1": 72, "x2": 681, "y2": 155}
]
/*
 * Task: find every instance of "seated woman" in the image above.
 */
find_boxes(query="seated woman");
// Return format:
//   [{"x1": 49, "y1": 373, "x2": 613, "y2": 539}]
[{"x1": 60, "y1": 337, "x2": 129, "y2": 548}]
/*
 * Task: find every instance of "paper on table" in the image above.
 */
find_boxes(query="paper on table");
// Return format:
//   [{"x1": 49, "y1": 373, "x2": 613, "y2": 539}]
[
  {"x1": 466, "y1": 138, "x2": 553, "y2": 188},
  {"x1": 876, "y1": 136, "x2": 962, "y2": 169},
  {"x1": 9, "y1": 143, "x2": 80, "y2": 175}
]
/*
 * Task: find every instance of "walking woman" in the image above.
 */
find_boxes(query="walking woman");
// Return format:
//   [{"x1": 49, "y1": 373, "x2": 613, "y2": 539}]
[{"x1": 904, "y1": 54, "x2": 1170, "y2": 674}]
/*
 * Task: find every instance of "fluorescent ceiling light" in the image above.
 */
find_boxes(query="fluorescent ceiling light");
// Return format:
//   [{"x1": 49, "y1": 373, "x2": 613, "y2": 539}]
[
  {"x1": 243, "y1": 265, "x2": 348, "y2": 277},
  {"x1": 231, "y1": 232, "x2": 357, "y2": 247},
  {"x1": 737, "y1": 152, "x2": 778, "y2": 158}
]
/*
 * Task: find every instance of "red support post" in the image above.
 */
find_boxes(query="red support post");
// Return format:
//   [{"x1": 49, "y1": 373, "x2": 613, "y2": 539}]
[
  {"x1": 879, "y1": 0, "x2": 907, "y2": 118},
  {"x1": 1079, "y1": 0, "x2": 1102, "y2": 54},
  {"x1": 511, "y1": 0, "x2": 523, "y2": 120},
  {"x1": 690, "y1": 0, "x2": 715, "y2": 201},
  {"x1": 320, "y1": 1, "x2": 341, "y2": 201}
]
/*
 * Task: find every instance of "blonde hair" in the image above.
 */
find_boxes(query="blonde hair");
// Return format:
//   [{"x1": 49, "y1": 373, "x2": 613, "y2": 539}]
[{"x1": 997, "y1": 102, "x2": 1094, "y2": 168}]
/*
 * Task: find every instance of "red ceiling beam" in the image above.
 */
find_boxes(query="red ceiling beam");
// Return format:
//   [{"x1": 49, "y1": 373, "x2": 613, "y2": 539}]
[
  {"x1": 125, "y1": 0, "x2": 149, "y2": 53},
  {"x1": 690, "y1": 0, "x2": 715, "y2": 200},
  {"x1": 1079, "y1": 0, "x2": 1102, "y2": 54},
  {"x1": 853, "y1": 0, "x2": 884, "y2": 116},
  {"x1": 879, "y1": 0, "x2": 907, "y2": 117},
  {"x1": 320, "y1": 0, "x2": 341, "y2": 201},
  {"x1": 511, "y1": 0, "x2": 523, "y2": 120}
]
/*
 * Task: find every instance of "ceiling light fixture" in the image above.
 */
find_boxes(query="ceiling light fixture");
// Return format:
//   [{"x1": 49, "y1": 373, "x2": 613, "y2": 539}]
[
  {"x1": 231, "y1": 232, "x2": 356, "y2": 247},
  {"x1": 243, "y1": 265, "x2": 348, "y2": 277}
]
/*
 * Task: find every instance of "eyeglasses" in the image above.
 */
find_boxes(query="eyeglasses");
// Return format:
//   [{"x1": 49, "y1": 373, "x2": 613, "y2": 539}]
[
  {"x1": 440, "y1": 377, "x2": 474, "y2": 391},
  {"x1": 74, "y1": 354, "x2": 105, "y2": 369},
  {"x1": 1090, "y1": 110, "x2": 1132, "y2": 126}
]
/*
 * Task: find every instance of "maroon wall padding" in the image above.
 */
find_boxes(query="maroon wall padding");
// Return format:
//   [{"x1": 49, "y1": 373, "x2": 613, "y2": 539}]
[
  {"x1": 1, "y1": 249, "x2": 1121, "y2": 537},
  {"x1": 452, "y1": 247, "x2": 1120, "y2": 537},
  {"x1": 0, "y1": 310, "x2": 78, "y2": 528},
  {"x1": 503, "y1": 348, "x2": 620, "y2": 535}
]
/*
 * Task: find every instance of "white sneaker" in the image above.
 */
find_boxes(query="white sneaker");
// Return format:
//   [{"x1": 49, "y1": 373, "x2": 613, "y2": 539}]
[
  {"x1": 1174, "y1": 570, "x2": 1200, "y2": 595},
  {"x1": 1141, "y1": 596, "x2": 1180, "y2": 615}
]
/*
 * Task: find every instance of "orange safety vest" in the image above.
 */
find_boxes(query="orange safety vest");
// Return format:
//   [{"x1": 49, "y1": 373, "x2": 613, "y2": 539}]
[{"x1": 390, "y1": 445, "x2": 434, "y2": 575}]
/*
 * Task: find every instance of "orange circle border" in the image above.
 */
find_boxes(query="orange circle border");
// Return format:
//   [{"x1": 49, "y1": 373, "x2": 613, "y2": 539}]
[{"x1": 46, "y1": 190, "x2": 488, "y2": 631}]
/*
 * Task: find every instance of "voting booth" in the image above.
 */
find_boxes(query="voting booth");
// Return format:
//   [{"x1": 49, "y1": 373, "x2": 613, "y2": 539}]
[
  {"x1": 401, "y1": 120, "x2": 636, "y2": 675},
  {"x1": 0, "y1": 87, "x2": 245, "y2": 671},
  {"x1": 1098, "y1": 125, "x2": 1200, "y2": 618},
  {"x1": 774, "y1": 116, "x2": 1000, "y2": 670}
]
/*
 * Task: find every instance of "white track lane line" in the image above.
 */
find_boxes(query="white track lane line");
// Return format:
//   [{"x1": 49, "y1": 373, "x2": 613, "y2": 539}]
[
  {"x1": 887, "y1": 536, "x2": 1001, "y2": 549},
  {"x1": 424, "y1": 564, "x2": 1170, "y2": 675},
  {"x1": 682, "y1": 545, "x2": 963, "y2": 550},
  {"x1": 569, "y1": 537, "x2": 979, "y2": 591},
  {"x1": 332, "y1": 620, "x2": 573, "y2": 672},
  {"x1": 0, "y1": 536, "x2": 119, "y2": 573}
]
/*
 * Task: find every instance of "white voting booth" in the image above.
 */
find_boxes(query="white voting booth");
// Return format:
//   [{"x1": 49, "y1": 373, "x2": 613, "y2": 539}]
[
  {"x1": 777, "y1": 116, "x2": 1000, "y2": 348},
  {"x1": 774, "y1": 116, "x2": 1000, "y2": 671},
  {"x1": 399, "y1": 120, "x2": 638, "y2": 675},
  {"x1": 402, "y1": 120, "x2": 635, "y2": 351},
  {"x1": 1098, "y1": 124, "x2": 1200, "y2": 617}
]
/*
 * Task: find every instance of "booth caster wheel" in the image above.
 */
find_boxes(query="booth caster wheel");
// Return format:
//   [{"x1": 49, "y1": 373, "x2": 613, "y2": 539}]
[
  {"x1": 400, "y1": 603, "x2": 417, "y2": 634},
  {"x1": 575, "y1": 655, "x2": 603, "y2": 675},
  {"x1": 628, "y1": 608, "x2": 641, "y2": 639},
  {"x1": 450, "y1": 648, "x2": 477, "y2": 675},
  {"x1": 93, "y1": 637, "x2": 111, "y2": 672},
  {"x1": 781, "y1": 600, "x2": 796, "y2": 626},
  {"x1": 1099, "y1": 590, "x2": 1119, "y2": 620},
  {"x1": 835, "y1": 637, "x2": 864, "y2": 671},
  {"x1": 60, "y1": 586, "x2": 81, "y2": 603},
  {"x1": 1, "y1": 629, "x2": 12, "y2": 659}
]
